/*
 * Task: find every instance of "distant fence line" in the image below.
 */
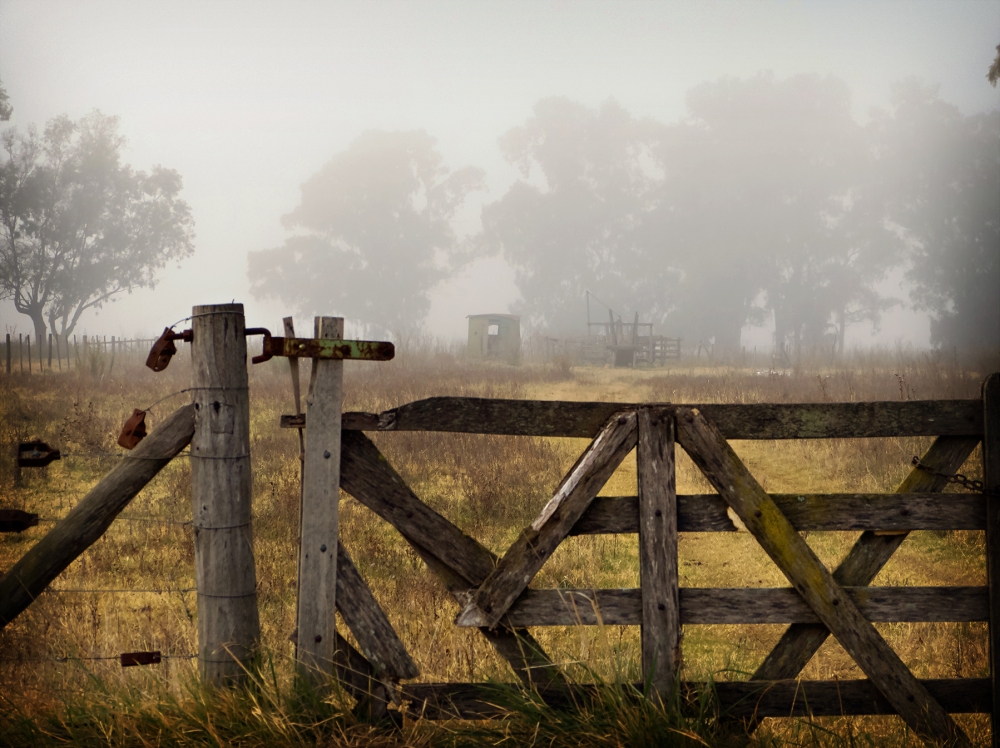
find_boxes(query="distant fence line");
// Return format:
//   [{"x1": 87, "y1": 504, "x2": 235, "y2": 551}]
[{"x1": 2, "y1": 333, "x2": 160, "y2": 375}]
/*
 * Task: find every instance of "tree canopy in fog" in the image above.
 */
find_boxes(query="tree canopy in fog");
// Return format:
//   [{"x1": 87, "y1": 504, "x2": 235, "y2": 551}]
[
  {"x1": 248, "y1": 130, "x2": 485, "y2": 335},
  {"x1": 0, "y1": 111, "x2": 195, "y2": 345},
  {"x1": 872, "y1": 82, "x2": 1000, "y2": 349},
  {"x1": 0, "y1": 77, "x2": 11, "y2": 122},
  {"x1": 480, "y1": 98, "x2": 662, "y2": 333},
  {"x1": 482, "y1": 75, "x2": 997, "y2": 352}
]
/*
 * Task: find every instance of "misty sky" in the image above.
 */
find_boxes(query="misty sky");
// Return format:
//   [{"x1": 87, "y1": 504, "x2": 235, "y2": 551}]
[{"x1": 1, "y1": 0, "x2": 998, "y2": 345}]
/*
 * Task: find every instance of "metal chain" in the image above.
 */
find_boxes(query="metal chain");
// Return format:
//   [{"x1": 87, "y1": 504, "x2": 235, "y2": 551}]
[{"x1": 911, "y1": 456, "x2": 986, "y2": 493}]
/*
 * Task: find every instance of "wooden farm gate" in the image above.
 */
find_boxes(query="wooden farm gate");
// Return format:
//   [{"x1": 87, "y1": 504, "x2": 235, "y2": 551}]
[
  {"x1": 1, "y1": 304, "x2": 997, "y2": 748},
  {"x1": 296, "y1": 384, "x2": 999, "y2": 747}
]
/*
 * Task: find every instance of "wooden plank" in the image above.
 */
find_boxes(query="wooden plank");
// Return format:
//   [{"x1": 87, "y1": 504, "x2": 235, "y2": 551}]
[
  {"x1": 499, "y1": 586, "x2": 988, "y2": 626},
  {"x1": 636, "y1": 407, "x2": 679, "y2": 698},
  {"x1": 190, "y1": 303, "x2": 261, "y2": 685},
  {"x1": 339, "y1": 430, "x2": 565, "y2": 689},
  {"x1": 401, "y1": 678, "x2": 990, "y2": 720},
  {"x1": 675, "y1": 406, "x2": 968, "y2": 746},
  {"x1": 572, "y1": 492, "x2": 985, "y2": 535},
  {"x1": 456, "y1": 412, "x2": 638, "y2": 629},
  {"x1": 0, "y1": 404, "x2": 195, "y2": 629},
  {"x1": 331, "y1": 632, "x2": 392, "y2": 723},
  {"x1": 296, "y1": 316, "x2": 344, "y2": 682},
  {"x1": 752, "y1": 436, "x2": 982, "y2": 685},
  {"x1": 337, "y1": 397, "x2": 982, "y2": 439},
  {"x1": 983, "y1": 373, "x2": 1000, "y2": 738},
  {"x1": 335, "y1": 542, "x2": 419, "y2": 681}
]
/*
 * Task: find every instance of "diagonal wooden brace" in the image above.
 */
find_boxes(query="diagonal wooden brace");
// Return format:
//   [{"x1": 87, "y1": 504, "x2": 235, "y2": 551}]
[
  {"x1": 752, "y1": 435, "x2": 981, "y2": 686},
  {"x1": 456, "y1": 411, "x2": 638, "y2": 629},
  {"x1": 675, "y1": 406, "x2": 969, "y2": 747},
  {"x1": 336, "y1": 542, "x2": 419, "y2": 681},
  {"x1": 339, "y1": 430, "x2": 565, "y2": 689}
]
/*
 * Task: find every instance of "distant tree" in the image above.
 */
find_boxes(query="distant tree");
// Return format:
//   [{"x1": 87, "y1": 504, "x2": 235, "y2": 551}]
[
  {"x1": 248, "y1": 130, "x2": 485, "y2": 335},
  {"x1": 0, "y1": 111, "x2": 195, "y2": 346},
  {"x1": 989, "y1": 44, "x2": 1000, "y2": 87},
  {"x1": 648, "y1": 74, "x2": 901, "y2": 357},
  {"x1": 872, "y1": 81, "x2": 1000, "y2": 349},
  {"x1": 0, "y1": 76, "x2": 11, "y2": 121},
  {"x1": 481, "y1": 98, "x2": 664, "y2": 333}
]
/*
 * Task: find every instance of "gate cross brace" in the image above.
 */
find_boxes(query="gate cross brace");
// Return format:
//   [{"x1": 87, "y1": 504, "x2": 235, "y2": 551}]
[{"x1": 675, "y1": 406, "x2": 969, "y2": 747}]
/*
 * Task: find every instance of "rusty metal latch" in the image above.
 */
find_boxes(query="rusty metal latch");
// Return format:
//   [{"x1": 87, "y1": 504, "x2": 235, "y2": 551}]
[
  {"x1": 146, "y1": 328, "x2": 192, "y2": 372},
  {"x1": 118, "y1": 409, "x2": 148, "y2": 449},
  {"x1": 17, "y1": 440, "x2": 62, "y2": 468},
  {"x1": 251, "y1": 330, "x2": 394, "y2": 364}
]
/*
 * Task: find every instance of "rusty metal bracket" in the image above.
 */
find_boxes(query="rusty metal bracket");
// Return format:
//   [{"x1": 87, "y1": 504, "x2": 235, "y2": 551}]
[
  {"x1": 146, "y1": 328, "x2": 192, "y2": 372},
  {"x1": 120, "y1": 651, "x2": 161, "y2": 667},
  {"x1": 118, "y1": 409, "x2": 148, "y2": 450},
  {"x1": 0, "y1": 509, "x2": 39, "y2": 533},
  {"x1": 17, "y1": 440, "x2": 62, "y2": 468},
  {"x1": 251, "y1": 330, "x2": 394, "y2": 364}
]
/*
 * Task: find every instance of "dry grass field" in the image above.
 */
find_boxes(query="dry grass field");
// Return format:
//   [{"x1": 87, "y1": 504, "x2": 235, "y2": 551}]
[{"x1": 0, "y1": 342, "x2": 996, "y2": 747}]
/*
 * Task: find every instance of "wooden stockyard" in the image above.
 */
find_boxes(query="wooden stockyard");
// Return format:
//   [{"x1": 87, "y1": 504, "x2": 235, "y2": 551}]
[{"x1": 1, "y1": 303, "x2": 998, "y2": 747}]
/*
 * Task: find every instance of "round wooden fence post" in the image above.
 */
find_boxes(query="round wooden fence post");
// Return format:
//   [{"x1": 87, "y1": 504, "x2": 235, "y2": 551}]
[{"x1": 190, "y1": 303, "x2": 261, "y2": 685}]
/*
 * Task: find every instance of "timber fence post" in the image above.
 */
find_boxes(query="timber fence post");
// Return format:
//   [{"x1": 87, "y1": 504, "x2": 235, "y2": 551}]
[
  {"x1": 637, "y1": 406, "x2": 679, "y2": 700},
  {"x1": 983, "y1": 373, "x2": 1000, "y2": 742},
  {"x1": 191, "y1": 303, "x2": 261, "y2": 685},
  {"x1": 5, "y1": 334, "x2": 9, "y2": 374},
  {"x1": 295, "y1": 316, "x2": 344, "y2": 683}
]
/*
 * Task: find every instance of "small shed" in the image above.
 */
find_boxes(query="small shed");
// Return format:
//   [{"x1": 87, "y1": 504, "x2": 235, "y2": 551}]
[{"x1": 467, "y1": 314, "x2": 521, "y2": 362}]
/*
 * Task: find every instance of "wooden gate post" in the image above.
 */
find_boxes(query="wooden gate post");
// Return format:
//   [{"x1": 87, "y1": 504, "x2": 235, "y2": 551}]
[
  {"x1": 637, "y1": 407, "x2": 680, "y2": 700},
  {"x1": 295, "y1": 316, "x2": 344, "y2": 683},
  {"x1": 983, "y1": 373, "x2": 1000, "y2": 739},
  {"x1": 191, "y1": 303, "x2": 261, "y2": 685}
]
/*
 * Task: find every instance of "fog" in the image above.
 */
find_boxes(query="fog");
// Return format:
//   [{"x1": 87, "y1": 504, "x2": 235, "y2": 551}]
[{"x1": 1, "y1": 1, "x2": 998, "y2": 351}]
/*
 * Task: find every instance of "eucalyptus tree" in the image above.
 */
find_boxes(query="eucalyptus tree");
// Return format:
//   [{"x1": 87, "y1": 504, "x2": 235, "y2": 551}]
[{"x1": 0, "y1": 111, "x2": 194, "y2": 347}]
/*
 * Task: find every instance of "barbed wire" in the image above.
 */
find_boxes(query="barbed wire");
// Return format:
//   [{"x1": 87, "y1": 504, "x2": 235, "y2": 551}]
[
  {"x1": 45, "y1": 587, "x2": 196, "y2": 595},
  {"x1": 0, "y1": 653, "x2": 196, "y2": 664}
]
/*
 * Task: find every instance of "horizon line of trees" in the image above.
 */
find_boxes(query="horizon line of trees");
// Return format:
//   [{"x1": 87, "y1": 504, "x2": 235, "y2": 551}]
[{"x1": 251, "y1": 72, "x2": 999, "y2": 354}]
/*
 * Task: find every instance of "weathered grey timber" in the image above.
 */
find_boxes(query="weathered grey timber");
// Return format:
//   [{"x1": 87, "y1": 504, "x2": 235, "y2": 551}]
[
  {"x1": 982, "y1": 373, "x2": 1000, "y2": 738},
  {"x1": 339, "y1": 430, "x2": 564, "y2": 689},
  {"x1": 336, "y1": 542, "x2": 419, "y2": 680},
  {"x1": 636, "y1": 407, "x2": 679, "y2": 698},
  {"x1": 401, "y1": 678, "x2": 989, "y2": 720},
  {"x1": 752, "y1": 436, "x2": 982, "y2": 685},
  {"x1": 296, "y1": 316, "x2": 344, "y2": 682},
  {"x1": 190, "y1": 304, "x2": 261, "y2": 685},
  {"x1": 675, "y1": 406, "x2": 968, "y2": 746},
  {"x1": 331, "y1": 632, "x2": 392, "y2": 722},
  {"x1": 456, "y1": 412, "x2": 638, "y2": 629},
  {"x1": 499, "y1": 586, "x2": 988, "y2": 626},
  {"x1": 313, "y1": 397, "x2": 982, "y2": 439},
  {"x1": 572, "y1": 492, "x2": 985, "y2": 534},
  {"x1": 0, "y1": 404, "x2": 195, "y2": 629}
]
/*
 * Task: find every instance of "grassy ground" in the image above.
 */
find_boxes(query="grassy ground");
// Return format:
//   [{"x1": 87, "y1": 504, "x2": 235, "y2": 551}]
[{"x1": 0, "y1": 343, "x2": 996, "y2": 746}]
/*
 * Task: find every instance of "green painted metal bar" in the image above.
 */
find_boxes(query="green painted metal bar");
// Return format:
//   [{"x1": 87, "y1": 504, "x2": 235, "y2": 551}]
[{"x1": 253, "y1": 336, "x2": 394, "y2": 364}]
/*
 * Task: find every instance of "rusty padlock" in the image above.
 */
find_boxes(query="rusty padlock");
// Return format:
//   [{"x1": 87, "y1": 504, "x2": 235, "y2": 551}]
[{"x1": 118, "y1": 409, "x2": 148, "y2": 450}]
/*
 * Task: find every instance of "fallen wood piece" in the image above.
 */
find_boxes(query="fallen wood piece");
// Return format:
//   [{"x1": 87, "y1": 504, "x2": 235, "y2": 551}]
[
  {"x1": 331, "y1": 632, "x2": 393, "y2": 724},
  {"x1": 498, "y1": 586, "x2": 988, "y2": 626},
  {"x1": 456, "y1": 411, "x2": 638, "y2": 629},
  {"x1": 676, "y1": 406, "x2": 968, "y2": 747},
  {"x1": 400, "y1": 678, "x2": 990, "y2": 720},
  {"x1": 336, "y1": 542, "x2": 419, "y2": 681},
  {"x1": 573, "y1": 492, "x2": 985, "y2": 535},
  {"x1": 339, "y1": 430, "x2": 564, "y2": 690},
  {"x1": 332, "y1": 397, "x2": 983, "y2": 439},
  {"x1": 752, "y1": 436, "x2": 982, "y2": 685},
  {"x1": 0, "y1": 404, "x2": 195, "y2": 629}
]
